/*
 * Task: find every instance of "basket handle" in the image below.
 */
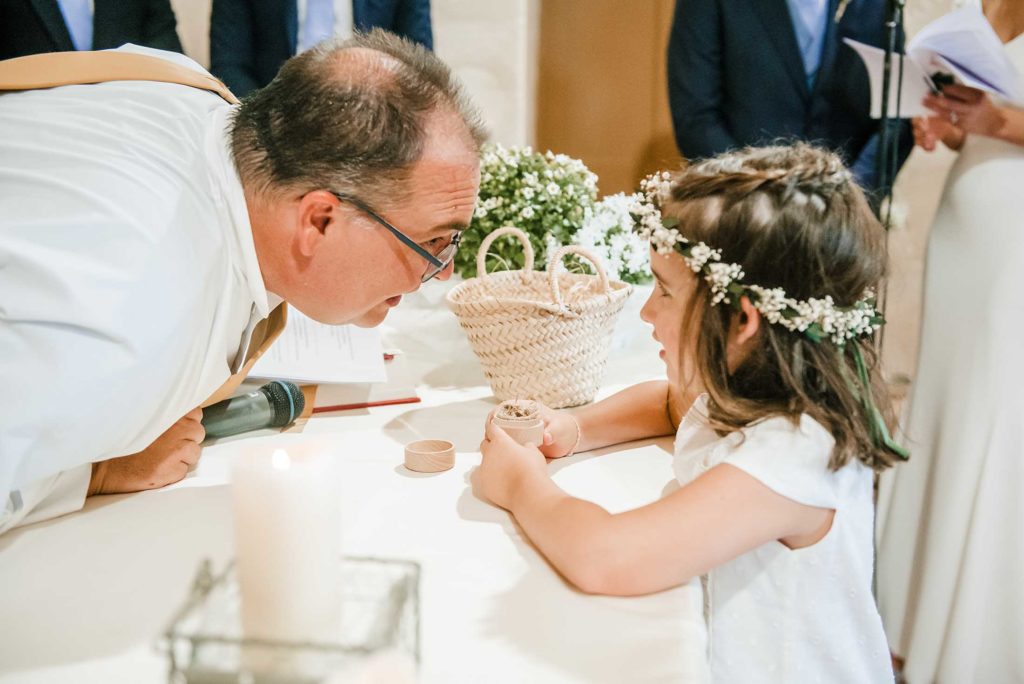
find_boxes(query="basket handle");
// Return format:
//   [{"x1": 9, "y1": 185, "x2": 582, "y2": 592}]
[
  {"x1": 476, "y1": 226, "x2": 535, "y2": 277},
  {"x1": 546, "y1": 245, "x2": 612, "y2": 309}
]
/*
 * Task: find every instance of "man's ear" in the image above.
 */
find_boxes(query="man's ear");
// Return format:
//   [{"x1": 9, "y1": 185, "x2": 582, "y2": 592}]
[{"x1": 295, "y1": 190, "x2": 339, "y2": 258}]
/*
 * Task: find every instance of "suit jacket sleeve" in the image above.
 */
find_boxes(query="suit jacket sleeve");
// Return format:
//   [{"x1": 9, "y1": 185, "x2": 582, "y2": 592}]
[
  {"x1": 142, "y1": 0, "x2": 183, "y2": 53},
  {"x1": 392, "y1": 0, "x2": 433, "y2": 50},
  {"x1": 210, "y1": 0, "x2": 261, "y2": 97},
  {"x1": 666, "y1": 0, "x2": 738, "y2": 160}
]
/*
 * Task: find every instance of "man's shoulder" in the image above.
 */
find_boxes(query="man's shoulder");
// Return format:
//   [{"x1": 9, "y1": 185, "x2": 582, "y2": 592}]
[
  {"x1": 110, "y1": 44, "x2": 214, "y2": 78},
  {"x1": 837, "y1": 0, "x2": 891, "y2": 44}
]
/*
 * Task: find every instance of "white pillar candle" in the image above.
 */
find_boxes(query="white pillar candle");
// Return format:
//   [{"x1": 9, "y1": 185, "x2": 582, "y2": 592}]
[{"x1": 232, "y1": 441, "x2": 342, "y2": 646}]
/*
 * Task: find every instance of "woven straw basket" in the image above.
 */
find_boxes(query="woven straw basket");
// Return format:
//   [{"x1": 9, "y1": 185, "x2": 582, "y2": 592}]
[{"x1": 446, "y1": 226, "x2": 633, "y2": 408}]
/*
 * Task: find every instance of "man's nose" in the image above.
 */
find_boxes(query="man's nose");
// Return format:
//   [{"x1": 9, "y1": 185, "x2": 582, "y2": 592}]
[{"x1": 435, "y1": 261, "x2": 456, "y2": 282}]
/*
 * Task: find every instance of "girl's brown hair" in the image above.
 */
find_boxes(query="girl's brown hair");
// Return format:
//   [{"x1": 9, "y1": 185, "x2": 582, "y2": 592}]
[{"x1": 665, "y1": 143, "x2": 897, "y2": 471}]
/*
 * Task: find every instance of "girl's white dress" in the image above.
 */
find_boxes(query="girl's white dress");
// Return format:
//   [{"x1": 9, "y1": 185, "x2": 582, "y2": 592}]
[
  {"x1": 675, "y1": 395, "x2": 894, "y2": 683},
  {"x1": 876, "y1": 12, "x2": 1024, "y2": 682}
]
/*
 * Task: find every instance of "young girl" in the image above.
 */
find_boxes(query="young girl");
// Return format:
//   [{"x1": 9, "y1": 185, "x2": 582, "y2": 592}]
[{"x1": 475, "y1": 144, "x2": 903, "y2": 682}]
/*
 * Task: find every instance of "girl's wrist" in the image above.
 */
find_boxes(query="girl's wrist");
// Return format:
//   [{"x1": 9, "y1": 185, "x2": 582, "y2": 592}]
[
  {"x1": 508, "y1": 464, "x2": 558, "y2": 513},
  {"x1": 563, "y1": 413, "x2": 582, "y2": 457}
]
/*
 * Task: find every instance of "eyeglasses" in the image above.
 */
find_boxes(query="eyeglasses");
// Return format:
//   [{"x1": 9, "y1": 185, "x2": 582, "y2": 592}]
[{"x1": 330, "y1": 192, "x2": 461, "y2": 283}]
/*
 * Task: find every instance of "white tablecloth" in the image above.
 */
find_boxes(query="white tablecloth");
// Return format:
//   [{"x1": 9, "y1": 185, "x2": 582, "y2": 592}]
[{"x1": 0, "y1": 282, "x2": 708, "y2": 683}]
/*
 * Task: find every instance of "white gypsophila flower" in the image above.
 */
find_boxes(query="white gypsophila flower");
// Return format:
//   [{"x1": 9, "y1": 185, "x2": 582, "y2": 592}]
[
  {"x1": 461, "y1": 141, "x2": 600, "y2": 278},
  {"x1": 625, "y1": 241, "x2": 650, "y2": 274},
  {"x1": 639, "y1": 170, "x2": 673, "y2": 206},
  {"x1": 650, "y1": 222, "x2": 683, "y2": 254},
  {"x1": 738, "y1": 285, "x2": 881, "y2": 343},
  {"x1": 683, "y1": 243, "x2": 721, "y2": 273},
  {"x1": 544, "y1": 232, "x2": 570, "y2": 273},
  {"x1": 747, "y1": 285, "x2": 792, "y2": 327},
  {"x1": 570, "y1": 192, "x2": 652, "y2": 282},
  {"x1": 704, "y1": 262, "x2": 744, "y2": 304}
]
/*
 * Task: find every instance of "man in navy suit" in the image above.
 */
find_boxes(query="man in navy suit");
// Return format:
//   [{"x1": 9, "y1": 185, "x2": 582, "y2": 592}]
[
  {"x1": 0, "y1": 0, "x2": 182, "y2": 60},
  {"x1": 667, "y1": 0, "x2": 910, "y2": 198},
  {"x1": 211, "y1": 0, "x2": 433, "y2": 98}
]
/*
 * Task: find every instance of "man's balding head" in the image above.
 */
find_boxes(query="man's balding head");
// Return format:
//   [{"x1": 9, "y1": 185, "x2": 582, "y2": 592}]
[
  {"x1": 238, "y1": 31, "x2": 484, "y2": 329},
  {"x1": 230, "y1": 29, "x2": 487, "y2": 209}
]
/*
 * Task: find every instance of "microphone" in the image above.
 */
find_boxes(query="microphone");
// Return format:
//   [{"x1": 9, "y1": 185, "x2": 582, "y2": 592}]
[{"x1": 201, "y1": 381, "x2": 305, "y2": 441}]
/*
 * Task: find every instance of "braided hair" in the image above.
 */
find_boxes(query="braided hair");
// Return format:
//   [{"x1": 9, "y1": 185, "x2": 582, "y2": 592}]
[{"x1": 664, "y1": 144, "x2": 897, "y2": 471}]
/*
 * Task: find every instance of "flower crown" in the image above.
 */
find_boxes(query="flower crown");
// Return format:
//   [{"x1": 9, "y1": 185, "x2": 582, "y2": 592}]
[
  {"x1": 631, "y1": 172, "x2": 884, "y2": 346},
  {"x1": 631, "y1": 168, "x2": 907, "y2": 461}
]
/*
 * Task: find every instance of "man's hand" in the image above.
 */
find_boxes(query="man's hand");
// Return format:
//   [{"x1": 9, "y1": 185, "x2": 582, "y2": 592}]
[{"x1": 88, "y1": 409, "x2": 205, "y2": 495}]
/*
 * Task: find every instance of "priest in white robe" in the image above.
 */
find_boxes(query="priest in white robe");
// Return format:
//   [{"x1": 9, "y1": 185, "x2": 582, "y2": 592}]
[{"x1": 0, "y1": 33, "x2": 485, "y2": 533}]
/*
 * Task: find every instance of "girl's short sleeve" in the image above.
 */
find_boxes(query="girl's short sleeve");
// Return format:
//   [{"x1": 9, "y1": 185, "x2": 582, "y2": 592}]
[{"x1": 719, "y1": 415, "x2": 840, "y2": 509}]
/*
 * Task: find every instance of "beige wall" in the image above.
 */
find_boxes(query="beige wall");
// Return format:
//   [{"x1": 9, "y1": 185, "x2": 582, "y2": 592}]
[
  {"x1": 536, "y1": 0, "x2": 680, "y2": 196},
  {"x1": 169, "y1": 0, "x2": 211, "y2": 67}
]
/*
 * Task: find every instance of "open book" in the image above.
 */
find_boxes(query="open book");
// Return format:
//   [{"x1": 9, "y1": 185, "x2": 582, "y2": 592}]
[
  {"x1": 845, "y1": 7, "x2": 1023, "y2": 119},
  {"x1": 250, "y1": 308, "x2": 387, "y2": 384}
]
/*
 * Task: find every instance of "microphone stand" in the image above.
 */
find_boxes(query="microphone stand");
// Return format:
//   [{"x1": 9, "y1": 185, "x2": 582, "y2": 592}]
[
  {"x1": 874, "y1": 0, "x2": 907, "y2": 229},
  {"x1": 871, "y1": 0, "x2": 906, "y2": 611}
]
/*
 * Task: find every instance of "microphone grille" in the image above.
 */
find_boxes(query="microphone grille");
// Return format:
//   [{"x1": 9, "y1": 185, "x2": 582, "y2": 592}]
[{"x1": 261, "y1": 381, "x2": 305, "y2": 427}]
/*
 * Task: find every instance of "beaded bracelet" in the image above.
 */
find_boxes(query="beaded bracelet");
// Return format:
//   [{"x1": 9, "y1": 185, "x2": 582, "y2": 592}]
[{"x1": 564, "y1": 414, "x2": 582, "y2": 457}]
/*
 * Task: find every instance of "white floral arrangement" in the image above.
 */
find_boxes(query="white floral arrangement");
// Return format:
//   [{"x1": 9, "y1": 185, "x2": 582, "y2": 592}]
[
  {"x1": 561, "y1": 192, "x2": 653, "y2": 284},
  {"x1": 634, "y1": 171, "x2": 884, "y2": 345},
  {"x1": 456, "y1": 143, "x2": 598, "y2": 278}
]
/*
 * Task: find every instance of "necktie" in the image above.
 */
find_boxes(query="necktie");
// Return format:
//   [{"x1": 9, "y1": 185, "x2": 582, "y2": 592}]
[{"x1": 57, "y1": 0, "x2": 93, "y2": 51}]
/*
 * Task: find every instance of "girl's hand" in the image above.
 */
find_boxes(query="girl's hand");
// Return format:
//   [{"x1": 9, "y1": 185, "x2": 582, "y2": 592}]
[
  {"x1": 536, "y1": 404, "x2": 581, "y2": 459},
  {"x1": 912, "y1": 114, "x2": 965, "y2": 152},
  {"x1": 924, "y1": 84, "x2": 1005, "y2": 141},
  {"x1": 475, "y1": 419, "x2": 549, "y2": 510}
]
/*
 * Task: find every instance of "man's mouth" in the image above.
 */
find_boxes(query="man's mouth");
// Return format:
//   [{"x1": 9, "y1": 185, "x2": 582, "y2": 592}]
[{"x1": 386, "y1": 295, "x2": 403, "y2": 307}]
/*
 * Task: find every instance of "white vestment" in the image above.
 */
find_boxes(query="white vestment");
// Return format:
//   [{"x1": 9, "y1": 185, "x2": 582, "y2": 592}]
[{"x1": 0, "y1": 46, "x2": 270, "y2": 533}]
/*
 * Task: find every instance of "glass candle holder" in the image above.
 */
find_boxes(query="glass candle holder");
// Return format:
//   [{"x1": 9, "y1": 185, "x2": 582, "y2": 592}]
[{"x1": 163, "y1": 556, "x2": 420, "y2": 683}]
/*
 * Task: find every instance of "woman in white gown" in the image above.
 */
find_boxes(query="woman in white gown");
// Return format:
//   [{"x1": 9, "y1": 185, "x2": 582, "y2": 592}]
[{"x1": 877, "y1": 2, "x2": 1024, "y2": 681}]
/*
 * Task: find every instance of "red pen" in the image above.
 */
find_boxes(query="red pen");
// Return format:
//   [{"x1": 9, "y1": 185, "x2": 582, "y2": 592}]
[{"x1": 311, "y1": 396, "x2": 421, "y2": 414}]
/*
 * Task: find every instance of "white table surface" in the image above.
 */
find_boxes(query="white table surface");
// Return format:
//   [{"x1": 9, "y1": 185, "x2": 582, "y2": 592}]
[{"x1": 0, "y1": 282, "x2": 708, "y2": 683}]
